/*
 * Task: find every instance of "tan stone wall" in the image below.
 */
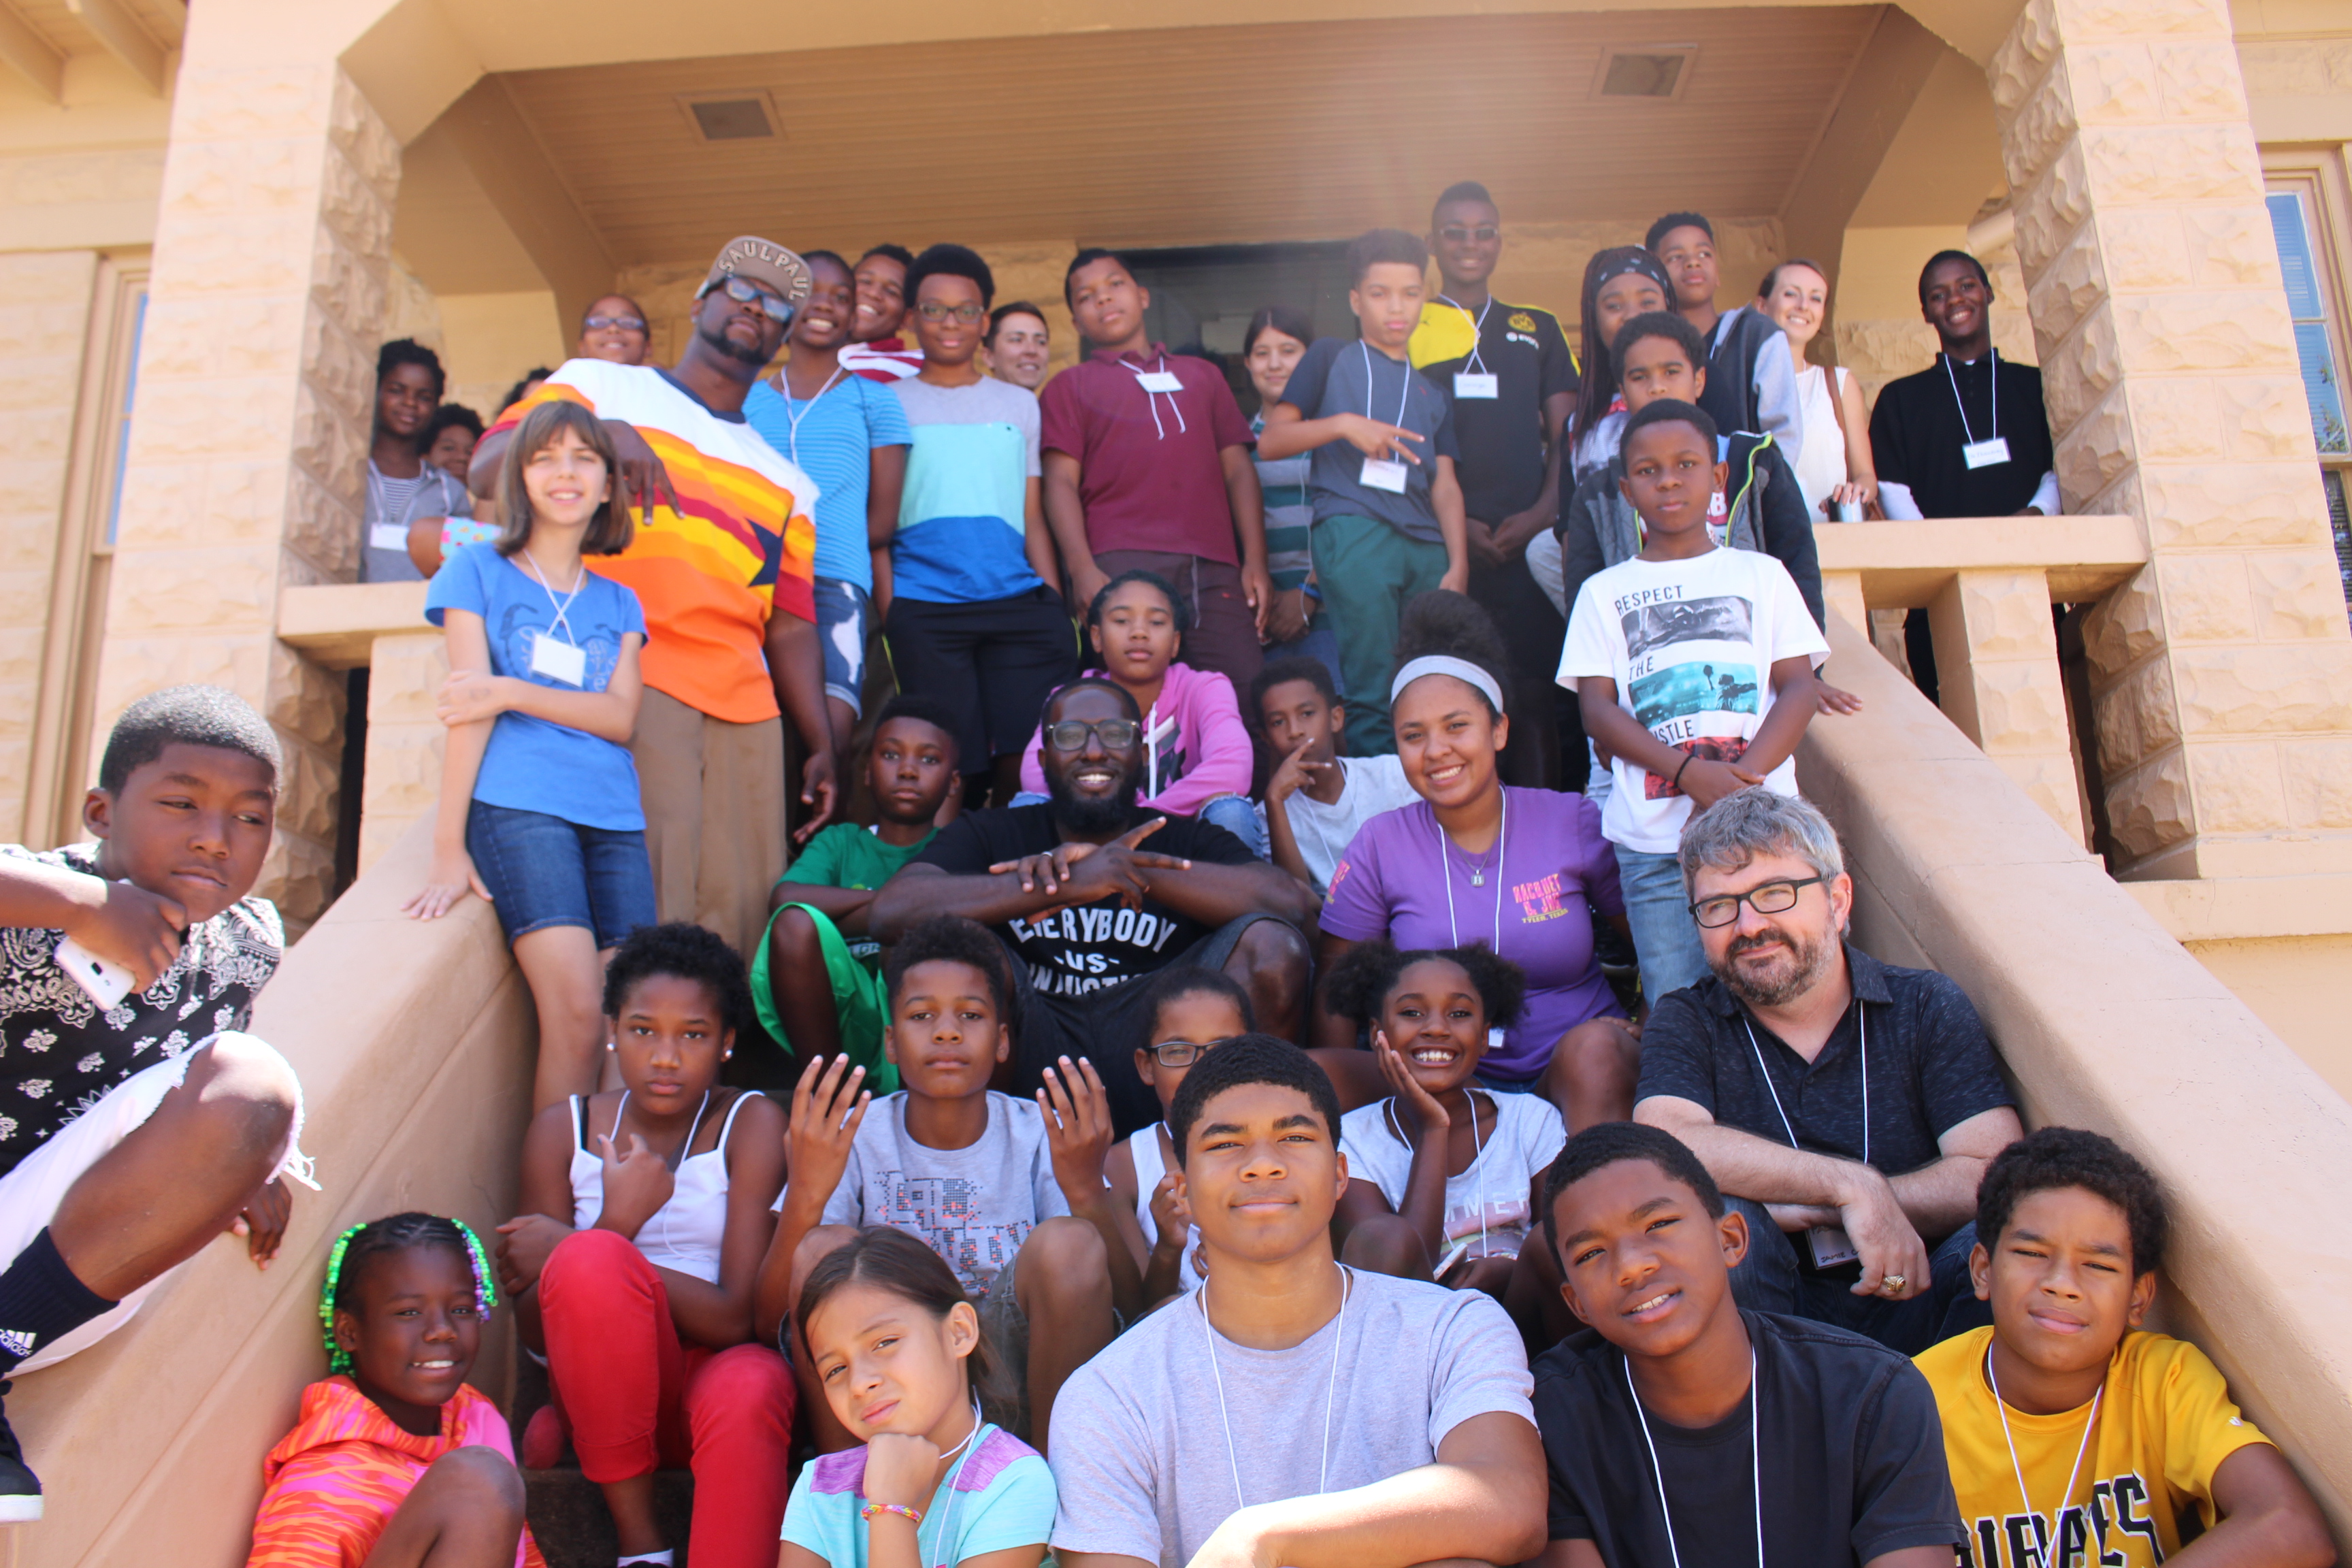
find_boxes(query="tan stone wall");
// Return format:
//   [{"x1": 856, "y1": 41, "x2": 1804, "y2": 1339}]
[
  {"x1": 1991, "y1": 0, "x2": 2352, "y2": 880},
  {"x1": 0, "y1": 251, "x2": 98, "y2": 847},
  {"x1": 94, "y1": 54, "x2": 404, "y2": 921}
]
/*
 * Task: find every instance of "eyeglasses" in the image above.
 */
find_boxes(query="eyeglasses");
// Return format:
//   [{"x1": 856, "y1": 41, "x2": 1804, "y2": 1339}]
[
  {"x1": 917, "y1": 301, "x2": 987, "y2": 324},
  {"x1": 1046, "y1": 718, "x2": 1139, "y2": 752},
  {"x1": 583, "y1": 314, "x2": 647, "y2": 332},
  {"x1": 1151, "y1": 1036, "x2": 1237, "y2": 1068},
  {"x1": 698, "y1": 276, "x2": 796, "y2": 323},
  {"x1": 1439, "y1": 225, "x2": 1500, "y2": 244},
  {"x1": 1690, "y1": 875, "x2": 1827, "y2": 930}
]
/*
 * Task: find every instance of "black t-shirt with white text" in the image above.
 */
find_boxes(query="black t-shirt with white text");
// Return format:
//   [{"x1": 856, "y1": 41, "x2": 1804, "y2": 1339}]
[
  {"x1": 1536, "y1": 1309, "x2": 1965, "y2": 1567},
  {"x1": 911, "y1": 804, "x2": 1254, "y2": 998}
]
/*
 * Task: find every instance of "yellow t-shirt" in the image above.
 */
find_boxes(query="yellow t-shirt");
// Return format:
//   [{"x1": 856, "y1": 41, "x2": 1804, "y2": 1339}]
[{"x1": 1914, "y1": 1326, "x2": 2271, "y2": 1567}]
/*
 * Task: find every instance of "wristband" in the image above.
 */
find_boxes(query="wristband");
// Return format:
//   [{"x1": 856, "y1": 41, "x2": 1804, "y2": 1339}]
[
  {"x1": 1298, "y1": 582, "x2": 1322, "y2": 604},
  {"x1": 861, "y1": 1503, "x2": 924, "y2": 1526},
  {"x1": 1671, "y1": 753, "x2": 1693, "y2": 789}
]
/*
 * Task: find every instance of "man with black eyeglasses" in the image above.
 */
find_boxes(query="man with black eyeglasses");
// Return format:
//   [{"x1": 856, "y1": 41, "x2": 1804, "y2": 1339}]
[
  {"x1": 871, "y1": 677, "x2": 1318, "y2": 1134},
  {"x1": 882, "y1": 243, "x2": 1075, "y2": 810},
  {"x1": 1631, "y1": 788, "x2": 2020, "y2": 1354}
]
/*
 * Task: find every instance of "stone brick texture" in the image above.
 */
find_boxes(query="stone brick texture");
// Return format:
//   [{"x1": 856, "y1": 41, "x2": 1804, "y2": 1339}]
[
  {"x1": 1992, "y1": 0, "x2": 2352, "y2": 877},
  {"x1": 93, "y1": 58, "x2": 401, "y2": 921}
]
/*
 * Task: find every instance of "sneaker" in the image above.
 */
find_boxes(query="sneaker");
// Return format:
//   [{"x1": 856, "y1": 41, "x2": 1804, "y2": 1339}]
[{"x1": 0, "y1": 1382, "x2": 42, "y2": 1522}]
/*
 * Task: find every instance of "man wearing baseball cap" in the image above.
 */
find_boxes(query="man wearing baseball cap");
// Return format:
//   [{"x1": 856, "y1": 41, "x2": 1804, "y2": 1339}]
[{"x1": 471, "y1": 237, "x2": 838, "y2": 960}]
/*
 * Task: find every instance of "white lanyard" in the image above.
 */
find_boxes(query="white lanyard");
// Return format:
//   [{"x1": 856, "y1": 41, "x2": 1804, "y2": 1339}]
[
  {"x1": 1742, "y1": 1005, "x2": 1866, "y2": 1166},
  {"x1": 1942, "y1": 349, "x2": 1998, "y2": 446},
  {"x1": 780, "y1": 365, "x2": 847, "y2": 470},
  {"x1": 1436, "y1": 791, "x2": 1507, "y2": 947},
  {"x1": 917, "y1": 1403, "x2": 983, "y2": 1568},
  {"x1": 1361, "y1": 340, "x2": 1411, "y2": 427},
  {"x1": 1626, "y1": 1347, "x2": 1763, "y2": 1568},
  {"x1": 1385, "y1": 1085, "x2": 1490, "y2": 1260},
  {"x1": 1439, "y1": 293, "x2": 1492, "y2": 376},
  {"x1": 1987, "y1": 1347, "x2": 2104, "y2": 1558},
  {"x1": 1126, "y1": 355, "x2": 1188, "y2": 440},
  {"x1": 521, "y1": 546, "x2": 587, "y2": 648},
  {"x1": 1200, "y1": 1265, "x2": 1351, "y2": 1510}
]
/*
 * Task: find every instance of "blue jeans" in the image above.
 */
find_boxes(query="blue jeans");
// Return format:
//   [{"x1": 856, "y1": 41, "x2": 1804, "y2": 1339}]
[
  {"x1": 1614, "y1": 843, "x2": 1710, "y2": 1005},
  {"x1": 1008, "y1": 792, "x2": 1267, "y2": 859},
  {"x1": 465, "y1": 800, "x2": 656, "y2": 947},
  {"x1": 813, "y1": 575, "x2": 872, "y2": 713},
  {"x1": 1721, "y1": 1195, "x2": 1990, "y2": 1355}
]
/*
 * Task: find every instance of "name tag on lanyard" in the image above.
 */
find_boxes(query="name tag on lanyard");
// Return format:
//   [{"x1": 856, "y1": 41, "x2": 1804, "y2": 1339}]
[
  {"x1": 1360, "y1": 457, "x2": 1411, "y2": 493},
  {"x1": 370, "y1": 521, "x2": 410, "y2": 553},
  {"x1": 529, "y1": 631, "x2": 587, "y2": 686},
  {"x1": 1962, "y1": 436, "x2": 2012, "y2": 470},
  {"x1": 1453, "y1": 372, "x2": 1499, "y2": 399},
  {"x1": 1135, "y1": 370, "x2": 1183, "y2": 393}
]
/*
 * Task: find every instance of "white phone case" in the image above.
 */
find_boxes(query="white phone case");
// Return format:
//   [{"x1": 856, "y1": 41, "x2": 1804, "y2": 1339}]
[{"x1": 54, "y1": 937, "x2": 134, "y2": 1009}]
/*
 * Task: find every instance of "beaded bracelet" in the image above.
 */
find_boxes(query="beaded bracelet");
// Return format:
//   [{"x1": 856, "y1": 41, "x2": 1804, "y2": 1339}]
[{"x1": 861, "y1": 1503, "x2": 924, "y2": 1526}]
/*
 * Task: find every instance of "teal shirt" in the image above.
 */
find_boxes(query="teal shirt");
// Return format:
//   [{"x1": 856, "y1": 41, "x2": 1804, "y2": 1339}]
[{"x1": 781, "y1": 1424, "x2": 1054, "y2": 1568}]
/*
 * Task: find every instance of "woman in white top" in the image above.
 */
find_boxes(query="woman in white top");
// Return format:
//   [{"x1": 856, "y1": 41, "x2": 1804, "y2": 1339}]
[
  {"x1": 494, "y1": 922, "x2": 792, "y2": 1568},
  {"x1": 1757, "y1": 258, "x2": 1878, "y2": 523}
]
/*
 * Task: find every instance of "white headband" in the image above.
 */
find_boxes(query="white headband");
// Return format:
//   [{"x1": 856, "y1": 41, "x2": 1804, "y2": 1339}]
[{"x1": 1390, "y1": 655, "x2": 1505, "y2": 713}]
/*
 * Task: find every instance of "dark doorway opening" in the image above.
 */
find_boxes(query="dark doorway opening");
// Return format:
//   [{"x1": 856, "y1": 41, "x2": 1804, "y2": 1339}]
[{"x1": 1081, "y1": 240, "x2": 1356, "y2": 412}]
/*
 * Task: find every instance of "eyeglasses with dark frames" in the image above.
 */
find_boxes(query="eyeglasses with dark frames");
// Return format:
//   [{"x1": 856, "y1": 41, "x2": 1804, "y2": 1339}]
[
  {"x1": 917, "y1": 301, "x2": 988, "y2": 324},
  {"x1": 1046, "y1": 718, "x2": 1139, "y2": 752},
  {"x1": 1150, "y1": 1036, "x2": 1237, "y2": 1068},
  {"x1": 1690, "y1": 875, "x2": 1828, "y2": 930}
]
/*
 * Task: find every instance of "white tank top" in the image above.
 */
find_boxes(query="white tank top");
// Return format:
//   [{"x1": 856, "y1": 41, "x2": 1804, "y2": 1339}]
[
  {"x1": 568, "y1": 1090, "x2": 755, "y2": 1286},
  {"x1": 1791, "y1": 363, "x2": 1850, "y2": 523},
  {"x1": 1128, "y1": 1123, "x2": 1203, "y2": 1292}
]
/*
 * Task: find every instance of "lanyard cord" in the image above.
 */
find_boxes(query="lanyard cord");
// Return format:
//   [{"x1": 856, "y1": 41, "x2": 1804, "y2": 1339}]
[
  {"x1": 520, "y1": 545, "x2": 587, "y2": 648},
  {"x1": 1435, "y1": 792, "x2": 1507, "y2": 953},
  {"x1": 914, "y1": 1401, "x2": 984, "y2": 1568},
  {"x1": 1742, "y1": 1004, "x2": 1867, "y2": 1167},
  {"x1": 1987, "y1": 1347, "x2": 2104, "y2": 1554},
  {"x1": 1626, "y1": 1346, "x2": 1763, "y2": 1568},
  {"x1": 1200, "y1": 1264, "x2": 1351, "y2": 1510},
  {"x1": 781, "y1": 364, "x2": 849, "y2": 470},
  {"x1": 1360, "y1": 340, "x2": 1411, "y2": 431},
  {"x1": 1126, "y1": 354, "x2": 1188, "y2": 440},
  {"x1": 1942, "y1": 348, "x2": 1998, "y2": 446},
  {"x1": 1438, "y1": 293, "x2": 1492, "y2": 376},
  {"x1": 1386, "y1": 1084, "x2": 1490, "y2": 1260}
]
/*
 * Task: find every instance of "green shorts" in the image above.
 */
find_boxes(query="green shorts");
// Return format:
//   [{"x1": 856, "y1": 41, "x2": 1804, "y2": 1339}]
[{"x1": 748, "y1": 902, "x2": 900, "y2": 1094}]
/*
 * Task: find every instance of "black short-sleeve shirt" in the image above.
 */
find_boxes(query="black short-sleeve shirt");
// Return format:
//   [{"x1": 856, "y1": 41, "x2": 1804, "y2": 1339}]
[
  {"x1": 911, "y1": 804, "x2": 1254, "y2": 996},
  {"x1": 1868, "y1": 352, "x2": 2055, "y2": 518},
  {"x1": 1410, "y1": 297, "x2": 1580, "y2": 523},
  {"x1": 1634, "y1": 945, "x2": 2014, "y2": 1179},
  {"x1": 1535, "y1": 1309, "x2": 1965, "y2": 1566}
]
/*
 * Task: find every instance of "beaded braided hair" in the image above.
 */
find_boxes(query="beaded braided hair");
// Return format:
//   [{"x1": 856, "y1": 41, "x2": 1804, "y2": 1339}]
[{"x1": 318, "y1": 1211, "x2": 497, "y2": 1375}]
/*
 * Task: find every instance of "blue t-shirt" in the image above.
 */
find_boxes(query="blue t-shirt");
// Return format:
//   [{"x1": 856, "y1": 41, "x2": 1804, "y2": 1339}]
[
  {"x1": 744, "y1": 374, "x2": 913, "y2": 591},
  {"x1": 890, "y1": 376, "x2": 1044, "y2": 604},
  {"x1": 781, "y1": 1423, "x2": 1054, "y2": 1568},
  {"x1": 423, "y1": 542, "x2": 649, "y2": 831}
]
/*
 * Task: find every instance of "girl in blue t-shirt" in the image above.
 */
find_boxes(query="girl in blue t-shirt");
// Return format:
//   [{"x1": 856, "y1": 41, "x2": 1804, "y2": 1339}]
[
  {"x1": 404, "y1": 398, "x2": 653, "y2": 1110},
  {"x1": 782, "y1": 1226, "x2": 1055, "y2": 1568}
]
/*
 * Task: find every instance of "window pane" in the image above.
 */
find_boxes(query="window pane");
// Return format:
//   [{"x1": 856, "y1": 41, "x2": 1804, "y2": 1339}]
[
  {"x1": 2270, "y1": 191, "x2": 2327, "y2": 319},
  {"x1": 103, "y1": 290, "x2": 148, "y2": 546},
  {"x1": 2296, "y1": 323, "x2": 2350, "y2": 455},
  {"x1": 2327, "y1": 470, "x2": 2351, "y2": 627},
  {"x1": 2266, "y1": 193, "x2": 2350, "y2": 456}
]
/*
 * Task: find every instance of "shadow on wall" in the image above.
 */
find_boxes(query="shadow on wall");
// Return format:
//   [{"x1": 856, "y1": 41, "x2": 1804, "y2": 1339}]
[{"x1": 2, "y1": 811, "x2": 537, "y2": 1568}]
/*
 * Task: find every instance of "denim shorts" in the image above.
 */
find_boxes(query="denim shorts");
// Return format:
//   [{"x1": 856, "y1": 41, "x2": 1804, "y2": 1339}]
[
  {"x1": 465, "y1": 800, "x2": 657, "y2": 948},
  {"x1": 814, "y1": 575, "x2": 872, "y2": 714}
]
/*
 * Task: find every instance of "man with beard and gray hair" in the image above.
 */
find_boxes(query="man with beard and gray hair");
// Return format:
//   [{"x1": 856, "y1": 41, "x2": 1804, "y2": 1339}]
[
  {"x1": 471, "y1": 236, "x2": 837, "y2": 959},
  {"x1": 1631, "y1": 788, "x2": 2019, "y2": 1353},
  {"x1": 871, "y1": 676, "x2": 1318, "y2": 1135}
]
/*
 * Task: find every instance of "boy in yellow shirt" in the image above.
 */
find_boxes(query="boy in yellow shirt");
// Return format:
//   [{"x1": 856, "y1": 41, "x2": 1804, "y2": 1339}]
[{"x1": 1915, "y1": 1127, "x2": 2332, "y2": 1567}]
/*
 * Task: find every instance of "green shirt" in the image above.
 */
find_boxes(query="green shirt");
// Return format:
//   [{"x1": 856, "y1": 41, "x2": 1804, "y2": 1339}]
[{"x1": 781, "y1": 823, "x2": 938, "y2": 964}]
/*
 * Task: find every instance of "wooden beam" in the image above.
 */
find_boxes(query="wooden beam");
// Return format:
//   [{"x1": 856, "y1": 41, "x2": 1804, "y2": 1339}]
[
  {"x1": 63, "y1": 0, "x2": 163, "y2": 94},
  {"x1": 0, "y1": 0, "x2": 63, "y2": 102}
]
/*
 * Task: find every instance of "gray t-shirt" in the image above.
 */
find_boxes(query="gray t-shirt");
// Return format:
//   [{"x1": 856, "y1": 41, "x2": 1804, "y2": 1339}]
[
  {"x1": 1047, "y1": 1266, "x2": 1534, "y2": 1565},
  {"x1": 1276, "y1": 337, "x2": 1460, "y2": 542},
  {"x1": 890, "y1": 373, "x2": 1044, "y2": 475},
  {"x1": 795, "y1": 1090, "x2": 1070, "y2": 1299}
]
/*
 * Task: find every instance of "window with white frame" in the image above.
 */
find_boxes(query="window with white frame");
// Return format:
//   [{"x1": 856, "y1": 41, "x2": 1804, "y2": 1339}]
[{"x1": 2264, "y1": 178, "x2": 2352, "y2": 622}]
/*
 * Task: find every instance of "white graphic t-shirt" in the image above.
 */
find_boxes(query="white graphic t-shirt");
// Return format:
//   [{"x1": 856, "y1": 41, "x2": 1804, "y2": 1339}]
[{"x1": 1558, "y1": 546, "x2": 1828, "y2": 854}]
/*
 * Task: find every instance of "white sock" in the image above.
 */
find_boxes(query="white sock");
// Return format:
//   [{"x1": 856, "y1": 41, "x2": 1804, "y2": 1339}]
[{"x1": 617, "y1": 1554, "x2": 674, "y2": 1567}]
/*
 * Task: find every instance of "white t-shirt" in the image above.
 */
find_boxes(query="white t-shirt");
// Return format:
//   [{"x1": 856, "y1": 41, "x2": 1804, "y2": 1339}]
[
  {"x1": 1047, "y1": 1267, "x2": 1533, "y2": 1567},
  {"x1": 1256, "y1": 753, "x2": 1422, "y2": 893},
  {"x1": 1339, "y1": 1092, "x2": 1567, "y2": 1265},
  {"x1": 784, "y1": 1090, "x2": 1070, "y2": 1299},
  {"x1": 1557, "y1": 546, "x2": 1829, "y2": 854}
]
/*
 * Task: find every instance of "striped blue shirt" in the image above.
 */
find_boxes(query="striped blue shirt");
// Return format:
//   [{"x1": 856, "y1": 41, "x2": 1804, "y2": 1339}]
[{"x1": 745, "y1": 373, "x2": 913, "y2": 590}]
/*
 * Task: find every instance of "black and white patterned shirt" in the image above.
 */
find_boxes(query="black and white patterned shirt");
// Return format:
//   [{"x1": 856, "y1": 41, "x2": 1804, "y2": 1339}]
[{"x1": 0, "y1": 843, "x2": 282, "y2": 1179}]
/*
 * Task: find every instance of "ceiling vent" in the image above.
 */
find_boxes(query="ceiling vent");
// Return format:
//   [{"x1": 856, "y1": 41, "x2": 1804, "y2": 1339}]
[
  {"x1": 680, "y1": 93, "x2": 778, "y2": 142},
  {"x1": 1595, "y1": 46, "x2": 1696, "y2": 101}
]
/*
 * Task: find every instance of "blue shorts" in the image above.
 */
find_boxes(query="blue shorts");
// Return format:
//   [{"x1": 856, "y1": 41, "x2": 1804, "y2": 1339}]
[
  {"x1": 815, "y1": 575, "x2": 872, "y2": 714},
  {"x1": 465, "y1": 800, "x2": 656, "y2": 948}
]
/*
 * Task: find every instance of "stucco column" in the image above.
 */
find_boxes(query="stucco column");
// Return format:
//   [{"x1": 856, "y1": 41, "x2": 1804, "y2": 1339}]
[
  {"x1": 91, "y1": 39, "x2": 399, "y2": 921},
  {"x1": 1991, "y1": 0, "x2": 2352, "y2": 880}
]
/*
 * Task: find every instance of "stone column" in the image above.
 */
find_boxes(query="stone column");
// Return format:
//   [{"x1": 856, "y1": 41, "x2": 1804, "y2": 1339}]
[
  {"x1": 91, "y1": 50, "x2": 398, "y2": 921},
  {"x1": 1925, "y1": 569, "x2": 2087, "y2": 846},
  {"x1": 1991, "y1": 0, "x2": 2352, "y2": 880}
]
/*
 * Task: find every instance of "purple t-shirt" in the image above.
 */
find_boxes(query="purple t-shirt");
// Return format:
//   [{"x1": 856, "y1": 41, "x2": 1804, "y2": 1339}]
[{"x1": 1322, "y1": 787, "x2": 1624, "y2": 1080}]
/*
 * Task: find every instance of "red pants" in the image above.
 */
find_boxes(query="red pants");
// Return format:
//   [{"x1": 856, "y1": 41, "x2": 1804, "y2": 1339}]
[{"x1": 540, "y1": 1228, "x2": 795, "y2": 1568}]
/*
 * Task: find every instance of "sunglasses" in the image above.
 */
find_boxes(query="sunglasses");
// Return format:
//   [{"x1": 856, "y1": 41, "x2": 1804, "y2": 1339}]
[
  {"x1": 1439, "y1": 225, "x2": 1500, "y2": 244},
  {"x1": 1046, "y1": 718, "x2": 1139, "y2": 752},
  {"x1": 583, "y1": 314, "x2": 647, "y2": 332},
  {"x1": 698, "y1": 276, "x2": 796, "y2": 323}
]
